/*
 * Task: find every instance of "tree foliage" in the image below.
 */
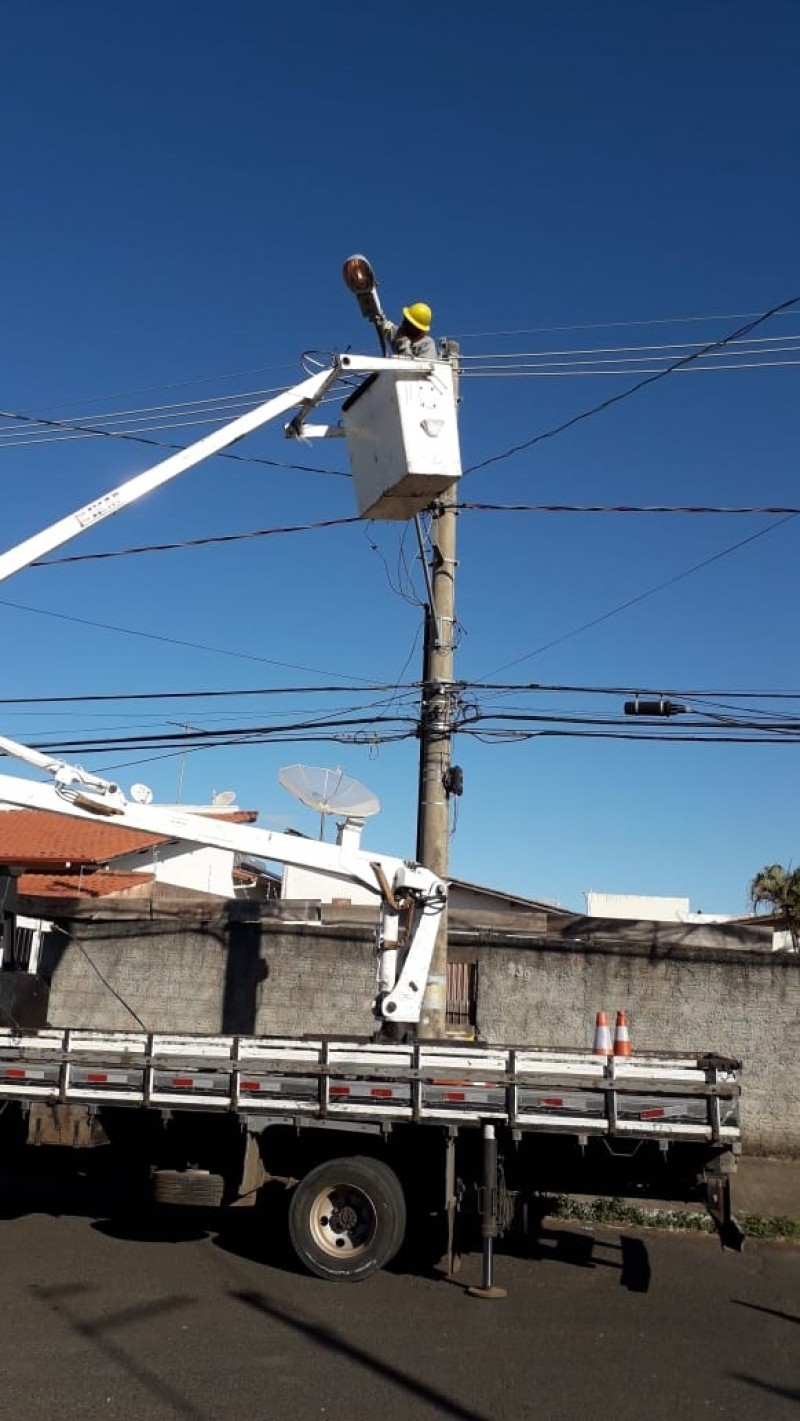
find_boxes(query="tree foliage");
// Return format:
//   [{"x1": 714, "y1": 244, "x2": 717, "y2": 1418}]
[{"x1": 749, "y1": 862, "x2": 800, "y2": 949}]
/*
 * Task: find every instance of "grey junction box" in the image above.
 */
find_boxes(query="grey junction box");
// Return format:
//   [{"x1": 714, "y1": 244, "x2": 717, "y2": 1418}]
[{"x1": 342, "y1": 361, "x2": 462, "y2": 520}]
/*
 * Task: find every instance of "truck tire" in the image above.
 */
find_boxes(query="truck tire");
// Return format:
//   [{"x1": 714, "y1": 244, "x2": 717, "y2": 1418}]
[
  {"x1": 288, "y1": 1155, "x2": 406, "y2": 1282},
  {"x1": 151, "y1": 1168, "x2": 225, "y2": 1208}
]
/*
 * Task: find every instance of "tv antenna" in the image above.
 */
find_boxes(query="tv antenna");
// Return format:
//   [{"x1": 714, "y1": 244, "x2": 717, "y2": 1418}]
[{"x1": 278, "y1": 765, "x2": 380, "y2": 841}]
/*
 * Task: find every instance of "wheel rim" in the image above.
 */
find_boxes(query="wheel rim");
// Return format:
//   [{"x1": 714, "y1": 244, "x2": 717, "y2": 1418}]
[{"x1": 307, "y1": 1183, "x2": 377, "y2": 1258}]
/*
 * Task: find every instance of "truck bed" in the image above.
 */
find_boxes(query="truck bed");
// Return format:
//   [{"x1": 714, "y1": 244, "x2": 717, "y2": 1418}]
[{"x1": 0, "y1": 1028, "x2": 741, "y2": 1145}]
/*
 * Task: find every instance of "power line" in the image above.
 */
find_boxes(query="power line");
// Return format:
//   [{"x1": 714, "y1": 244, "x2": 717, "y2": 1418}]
[
  {"x1": 23, "y1": 502, "x2": 800, "y2": 576},
  {"x1": 0, "y1": 383, "x2": 292, "y2": 443},
  {"x1": 461, "y1": 726, "x2": 800, "y2": 744},
  {"x1": 32, "y1": 516, "x2": 360, "y2": 567},
  {"x1": 27, "y1": 713, "x2": 419, "y2": 756},
  {"x1": 0, "y1": 682, "x2": 411, "y2": 705},
  {"x1": 3, "y1": 678, "x2": 799, "y2": 712},
  {"x1": 462, "y1": 359, "x2": 800, "y2": 379},
  {"x1": 20, "y1": 361, "x2": 300, "y2": 414},
  {"x1": 4, "y1": 335, "x2": 795, "y2": 451},
  {"x1": 0, "y1": 595, "x2": 380, "y2": 682},
  {"x1": 464, "y1": 294, "x2": 800, "y2": 478},
  {"x1": 479, "y1": 513, "x2": 799, "y2": 678},
  {"x1": 20, "y1": 710, "x2": 800, "y2": 760},
  {"x1": 458, "y1": 334, "x2": 800, "y2": 362},
  {"x1": 459, "y1": 502, "x2": 800, "y2": 516},
  {"x1": 0, "y1": 400, "x2": 346, "y2": 478},
  {"x1": 454, "y1": 308, "x2": 800, "y2": 340}
]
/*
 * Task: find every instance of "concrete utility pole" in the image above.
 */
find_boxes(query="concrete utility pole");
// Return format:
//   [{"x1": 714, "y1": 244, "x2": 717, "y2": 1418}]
[{"x1": 417, "y1": 340, "x2": 461, "y2": 1040}]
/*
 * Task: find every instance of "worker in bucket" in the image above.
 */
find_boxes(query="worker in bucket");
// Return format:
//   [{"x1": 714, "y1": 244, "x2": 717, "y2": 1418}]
[{"x1": 379, "y1": 302, "x2": 437, "y2": 360}]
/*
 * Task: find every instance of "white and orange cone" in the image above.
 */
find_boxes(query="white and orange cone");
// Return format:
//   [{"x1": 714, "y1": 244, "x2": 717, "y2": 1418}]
[
  {"x1": 613, "y1": 1010, "x2": 633, "y2": 1057},
  {"x1": 592, "y1": 1011, "x2": 612, "y2": 1057}
]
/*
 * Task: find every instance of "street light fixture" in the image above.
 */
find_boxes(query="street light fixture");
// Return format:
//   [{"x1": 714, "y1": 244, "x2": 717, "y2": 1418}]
[
  {"x1": 342, "y1": 254, "x2": 376, "y2": 295},
  {"x1": 342, "y1": 253, "x2": 386, "y2": 347}
]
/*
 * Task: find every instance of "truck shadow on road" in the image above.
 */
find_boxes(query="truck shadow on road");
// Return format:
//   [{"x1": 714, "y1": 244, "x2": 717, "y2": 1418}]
[
  {"x1": 520, "y1": 1221, "x2": 652, "y2": 1292},
  {"x1": 0, "y1": 1163, "x2": 650, "y2": 1292}
]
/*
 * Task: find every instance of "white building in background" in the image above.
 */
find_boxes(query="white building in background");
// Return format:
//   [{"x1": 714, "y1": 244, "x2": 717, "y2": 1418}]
[
  {"x1": 584, "y1": 891, "x2": 732, "y2": 925},
  {"x1": 281, "y1": 819, "x2": 375, "y2": 903}
]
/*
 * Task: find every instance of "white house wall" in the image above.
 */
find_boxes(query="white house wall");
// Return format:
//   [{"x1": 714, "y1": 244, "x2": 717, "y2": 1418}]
[
  {"x1": 281, "y1": 863, "x2": 377, "y2": 906},
  {"x1": 113, "y1": 843, "x2": 236, "y2": 897}
]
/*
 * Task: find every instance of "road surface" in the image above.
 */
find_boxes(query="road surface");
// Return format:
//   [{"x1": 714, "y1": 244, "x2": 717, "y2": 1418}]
[{"x1": 0, "y1": 1171, "x2": 796, "y2": 1420}]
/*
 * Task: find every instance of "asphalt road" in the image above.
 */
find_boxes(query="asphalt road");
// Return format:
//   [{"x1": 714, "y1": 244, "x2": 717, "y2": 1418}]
[{"x1": 0, "y1": 1175, "x2": 796, "y2": 1421}]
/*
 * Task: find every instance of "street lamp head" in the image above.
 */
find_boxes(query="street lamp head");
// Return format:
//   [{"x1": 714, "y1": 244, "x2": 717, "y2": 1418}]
[{"x1": 343, "y1": 254, "x2": 377, "y2": 295}]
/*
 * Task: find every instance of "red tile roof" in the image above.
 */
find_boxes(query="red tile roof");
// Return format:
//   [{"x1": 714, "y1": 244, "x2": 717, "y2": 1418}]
[
  {"x1": 17, "y1": 869, "x2": 153, "y2": 899},
  {"x1": 0, "y1": 806, "x2": 259, "y2": 869},
  {"x1": 0, "y1": 809, "x2": 162, "y2": 866}
]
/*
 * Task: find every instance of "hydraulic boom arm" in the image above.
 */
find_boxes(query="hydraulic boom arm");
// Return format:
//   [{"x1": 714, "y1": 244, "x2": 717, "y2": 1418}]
[
  {"x1": 0, "y1": 353, "x2": 430, "y2": 583},
  {"x1": 0, "y1": 735, "x2": 446, "y2": 1028}
]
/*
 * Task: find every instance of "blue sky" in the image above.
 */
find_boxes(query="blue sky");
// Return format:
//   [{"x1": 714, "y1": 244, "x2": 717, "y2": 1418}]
[{"x1": 1, "y1": 1, "x2": 798, "y2": 913}]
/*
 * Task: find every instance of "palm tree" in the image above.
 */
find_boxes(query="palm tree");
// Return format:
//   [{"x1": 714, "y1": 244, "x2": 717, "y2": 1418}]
[{"x1": 749, "y1": 863, "x2": 800, "y2": 951}]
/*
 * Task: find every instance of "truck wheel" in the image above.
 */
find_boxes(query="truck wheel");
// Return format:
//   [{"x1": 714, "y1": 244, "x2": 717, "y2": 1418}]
[
  {"x1": 288, "y1": 1156, "x2": 406, "y2": 1281},
  {"x1": 151, "y1": 1168, "x2": 224, "y2": 1208}
]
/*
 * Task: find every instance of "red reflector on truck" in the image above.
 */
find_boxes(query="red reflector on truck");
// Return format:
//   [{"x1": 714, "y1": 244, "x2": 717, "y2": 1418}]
[
  {"x1": 539, "y1": 1097, "x2": 564, "y2": 1108},
  {"x1": 87, "y1": 1073, "x2": 108, "y2": 1083},
  {"x1": 640, "y1": 1107, "x2": 665, "y2": 1119},
  {"x1": 171, "y1": 1077, "x2": 194, "y2": 1088},
  {"x1": 330, "y1": 1085, "x2": 350, "y2": 1096},
  {"x1": 370, "y1": 1087, "x2": 392, "y2": 1098},
  {"x1": 240, "y1": 1080, "x2": 261, "y2": 1092},
  {"x1": 5, "y1": 1068, "x2": 26, "y2": 1078},
  {"x1": 444, "y1": 1091, "x2": 466, "y2": 1102}
]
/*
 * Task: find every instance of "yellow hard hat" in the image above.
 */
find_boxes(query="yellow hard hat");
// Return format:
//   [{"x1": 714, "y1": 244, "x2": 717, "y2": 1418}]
[{"x1": 403, "y1": 302, "x2": 432, "y2": 333}]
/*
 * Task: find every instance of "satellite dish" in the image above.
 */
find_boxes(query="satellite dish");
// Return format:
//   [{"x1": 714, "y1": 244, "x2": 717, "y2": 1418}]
[
  {"x1": 212, "y1": 790, "x2": 237, "y2": 806},
  {"x1": 278, "y1": 765, "x2": 380, "y2": 840},
  {"x1": 130, "y1": 783, "x2": 154, "y2": 805}
]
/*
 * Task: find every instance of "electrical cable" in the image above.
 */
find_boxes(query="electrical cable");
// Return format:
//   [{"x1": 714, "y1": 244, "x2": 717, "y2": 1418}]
[
  {"x1": 454, "y1": 308, "x2": 800, "y2": 340},
  {"x1": 457, "y1": 334, "x2": 800, "y2": 362},
  {"x1": 464, "y1": 295, "x2": 800, "y2": 478},
  {"x1": 0, "y1": 681, "x2": 414, "y2": 705},
  {"x1": 0, "y1": 401, "x2": 346, "y2": 478},
  {"x1": 32, "y1": 515, "x2": 361, "y2": 567},
  {"x1": 461, "y1": 359, "x2": 800, "y2": 379},
  {"x1": 20, "y1": 706, "x2": 800, "y2": 759},
  {"x1": 16, "y1": 504, "x2": 797, "y2": 575},
  {"x1": 458, "y1": 503, "x2": 800, "y2": 516},
  {"x1": 23, "y1": 360, "x2": 299, "y2": 414},
  {"x1": 51, "y1": 926, "x2": 148, "y2": 1032},
  {"x1": 0, "y1": 595, "x2": 380, "y2": 682},
  {"x1": 478, "y1": 513, "x2": 798, "y2": 678}
]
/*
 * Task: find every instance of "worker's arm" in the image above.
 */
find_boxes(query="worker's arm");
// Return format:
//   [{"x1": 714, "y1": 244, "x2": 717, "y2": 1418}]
[
  {"x1": 376, "y1": 320, "x2": 437, "y2": 361},
  {"x1": 376, "y1": 314, "x2": 398, "y2": 346}
]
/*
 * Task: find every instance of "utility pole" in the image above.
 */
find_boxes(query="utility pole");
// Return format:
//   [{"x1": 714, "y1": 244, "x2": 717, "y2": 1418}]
[
  {"x1": 340, "y1": 258, "x2": 462, "y2": 1038},
  {"x1": 417, "y1": 339, "x2": 461, "y2": 1040}
]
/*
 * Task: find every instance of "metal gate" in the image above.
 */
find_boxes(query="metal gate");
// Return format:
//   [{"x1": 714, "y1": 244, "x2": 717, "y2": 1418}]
[{"x1": 446, "y1": 959, "x2": 477, "y2": 1034}]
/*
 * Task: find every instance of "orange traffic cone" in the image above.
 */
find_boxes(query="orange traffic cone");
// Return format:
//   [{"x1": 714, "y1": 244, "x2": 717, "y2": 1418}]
[
  {"x1": 592, "y1": 1011, "x2": 612, "y2": 1056},
  {"x1": 613, "y1": 1010, "x2": 633, "y2": 1057}
]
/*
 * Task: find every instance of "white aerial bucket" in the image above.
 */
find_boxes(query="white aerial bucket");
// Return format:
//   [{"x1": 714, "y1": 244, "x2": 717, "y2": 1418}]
[{"x1": 342, "y1": 361, "x2": 462, "y2": 520}]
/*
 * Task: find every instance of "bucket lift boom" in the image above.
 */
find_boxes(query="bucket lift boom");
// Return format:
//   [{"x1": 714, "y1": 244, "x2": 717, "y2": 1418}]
[{"x1": 0, "y1": 733, "x2": 446, "y2": 1028}]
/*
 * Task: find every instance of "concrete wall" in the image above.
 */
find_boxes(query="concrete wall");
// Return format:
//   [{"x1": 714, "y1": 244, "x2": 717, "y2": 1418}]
[
  {"x1": 473, "y1": 937, "x2": 800, "y2": 1157},
  {"x1": 41, "y1": 902, "x2": 376, "y2": 1039},
  {"x1": 35, "y1": 902, "x2": 800, "y2": 1156}
]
